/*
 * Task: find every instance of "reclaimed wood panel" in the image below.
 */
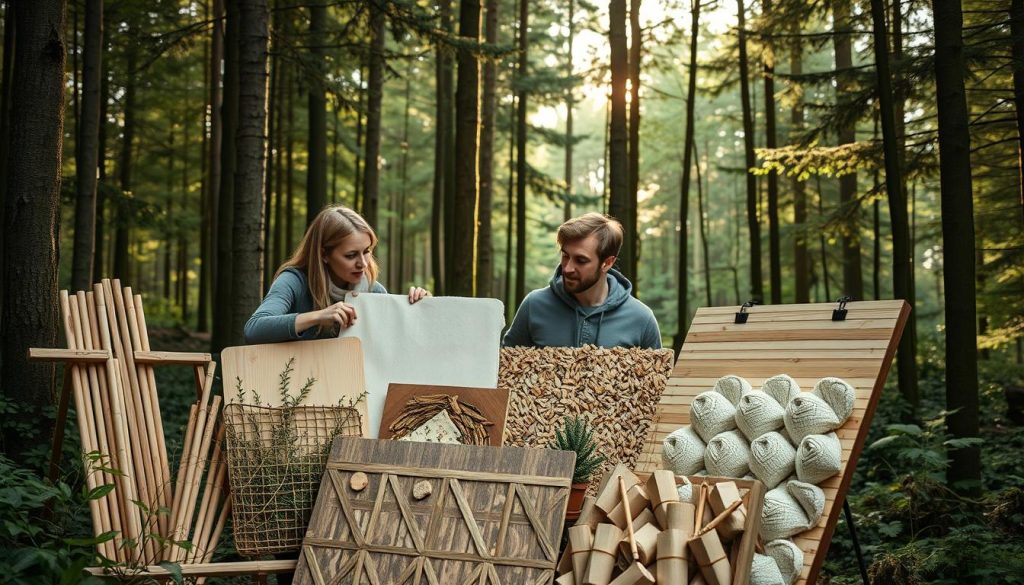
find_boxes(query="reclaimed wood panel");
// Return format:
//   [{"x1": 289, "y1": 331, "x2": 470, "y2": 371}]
[
  {"x1": 637, "y1": 300, "x2": 910, "y2": 585},
  {"x1": 294, "y1": 437, "x2": 574, "y2": 585}
]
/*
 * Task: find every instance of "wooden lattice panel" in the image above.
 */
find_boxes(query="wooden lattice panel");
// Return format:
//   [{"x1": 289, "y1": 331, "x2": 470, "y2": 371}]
[
  {"x1": 636, "y1": 300, "x2": 910, "y2": 585},
  {"x1": 294, "y1": 437, "x2": 574, "y2": 585}
]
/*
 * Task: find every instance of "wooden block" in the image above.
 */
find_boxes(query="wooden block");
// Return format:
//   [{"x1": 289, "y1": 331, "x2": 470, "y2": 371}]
[
  {"x1": 607, "y1": 484, "x2": 650, "y2": 528},
  {"x1": 689, "y1": 531, "x2": 731, "y2": 585},
  {"x1": 293, "y1": 438, "x2": 574, "y2": 584},
  {"x1": 609, "y1": 562, "x2": 655, "y2": 585},
  {"x1": 657, "y1": 529, "x2": 689, "y2": 585},
  {"x1": 595, "y1": 464, "x2": 641, "y2": 515},
  {"x1": 618, "y1": 522, "x2": 660, "y2": 566},
  {"x1": 707, "y1": 482, "x2": 745, "y2": 543},
  {"x1": 379, "y1": 383, "x2": 510, "y2": 446},
  {"x1": 557, "y1": 572, "x2": 576, "y2": 585},
  {"x1": 576, "y1": 495, "x2": 604, "y2": 530},
  {"x1": 633, "y1": 508, "x2": 656, "y2": 531},
  {"x1": 584, "y1": 523, "x2": 624, "y2": 585},
  {"x1": 665, "y1": 502, "x2": 696, "y2": 535},
  {"x1": 646, "y1": 470, "x2": 679, "y2": 528},
  {"x1": 569, "y1": 525, "x2": 594, "y2": 585}
]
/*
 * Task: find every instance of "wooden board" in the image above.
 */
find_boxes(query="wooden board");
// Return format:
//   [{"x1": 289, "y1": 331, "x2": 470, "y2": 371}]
[
  {"x1": 221, "y1": 338, "x2": 368, "y2": 435},
  {"x1": 379, "y1": 384, "x2": 511, "y2": 446},
  {"x1": 636, "y1": 300, "x2": 910, "y2": 585},
  {"x1": 294, "y1": 437, "x2": 575, "y2": 585}
]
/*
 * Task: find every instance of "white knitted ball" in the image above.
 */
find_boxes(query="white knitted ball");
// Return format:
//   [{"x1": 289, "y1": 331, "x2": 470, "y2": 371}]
[
  {"x1": 796, "y1": 432, "x2": 842, "y2": 484},
  {"x1": 713, "y1": 375, "x2": 752, "y2": 405},
  {"x1": 691, "y1": 391, "x2": 738, "y2": 442},
  {"x1": 662, "y1": 426, "x2": 706, "y2": 476},
  {"x1": 704, "y1": 430, "x2": 751, "y2": 478},
  {"x1": 813, "y1": 377, "x2": 856, "y2": 425},
  {"x1": 676, "y1": 477, "x2": 696, "y2": 503},
  {"x1": 749, "y1": 431, "x2": 797, "y2": 489},
  {"x1": 736, "y1": 392, "x2": 786, "y2": 441},
  {"x1": 760, "y1": 484, "x2": 813, "y2": 541},
  {"x1": 749, "y1": 553, "x2": 786, "y2": 585},
  {"x1": 762, "y1": 374, "x2": 801, "y2": 406},
  {"x1": 765, "y1": 539, "x2": 804, "y2": 585},
  {"x1": 784, "y1": 393, "x2": 841, "y2": 443},
  {"x1": 787, "y1": 479, "x2": 826, "y2": 526}
]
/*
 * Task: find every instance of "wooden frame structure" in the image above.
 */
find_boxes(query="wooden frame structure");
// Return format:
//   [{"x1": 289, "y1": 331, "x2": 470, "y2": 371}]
[{"x1": 635, "y1": 300, "x2": 911, "y2": 585}]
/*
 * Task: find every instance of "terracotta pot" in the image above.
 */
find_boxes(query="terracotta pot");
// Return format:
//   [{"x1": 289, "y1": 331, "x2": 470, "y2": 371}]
[{"x1": 565, "y1": 482, "x2": 589, "y2": 520}]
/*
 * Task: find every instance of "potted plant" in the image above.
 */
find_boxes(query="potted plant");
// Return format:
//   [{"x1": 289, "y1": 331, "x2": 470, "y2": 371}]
[{"x1": 551, "y1": 415, "x2": 606, "y2": 519}]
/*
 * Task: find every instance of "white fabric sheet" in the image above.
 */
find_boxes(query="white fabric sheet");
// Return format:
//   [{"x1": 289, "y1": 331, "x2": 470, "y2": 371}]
[{"x1": 339, "y1": 294, "x2": 505, "y2": 438}]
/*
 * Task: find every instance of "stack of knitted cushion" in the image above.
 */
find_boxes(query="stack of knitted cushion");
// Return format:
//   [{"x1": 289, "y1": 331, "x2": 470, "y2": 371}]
[{"x1": 661, "y1": 374, "x2": 857, "y2": 584}]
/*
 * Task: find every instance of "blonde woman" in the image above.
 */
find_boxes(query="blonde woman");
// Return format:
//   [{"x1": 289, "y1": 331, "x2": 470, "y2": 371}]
[{"x1": 244, "y1": 205, "x2": 430, "y2": 344}]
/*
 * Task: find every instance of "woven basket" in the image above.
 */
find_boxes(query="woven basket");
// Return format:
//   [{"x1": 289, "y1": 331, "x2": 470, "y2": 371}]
[{"x1": 223, "y1": 403, "x2": 361, "y2": 555}]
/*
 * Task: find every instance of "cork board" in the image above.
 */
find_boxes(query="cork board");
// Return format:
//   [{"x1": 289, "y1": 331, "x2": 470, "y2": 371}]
[
  {"x1": 379, "y1": 384, "x2": 510, "y2": 446},
  {"x1": 635, "y1": 300, "x2": 910, "y2": 585},
  {"x1": 221, "y1": 338, "x2": 368, "y2": 435},
  {"x1": 294, "y1": 437, "x2": 574, "y2": 585}
]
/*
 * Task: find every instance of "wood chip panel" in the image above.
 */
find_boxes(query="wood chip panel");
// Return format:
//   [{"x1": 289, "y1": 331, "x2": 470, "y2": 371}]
[
  {"x1": 636, "y1": 300, "x2": 910, "y2": 585},
  {"x1": 294, "y1": 437, "x2": 574, "y2": 585},
  {"x1": 379, "y1": 384, "x2": 511, "y2": 446}
]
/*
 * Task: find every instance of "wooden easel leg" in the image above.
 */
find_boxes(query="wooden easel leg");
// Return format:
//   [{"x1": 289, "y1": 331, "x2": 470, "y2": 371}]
[
  {"x1": 843, "y1": 499, "x2": 871, "y2": 585},
  {"x1": 46, "y1": 370, "x2": 74, "y2": 488}
]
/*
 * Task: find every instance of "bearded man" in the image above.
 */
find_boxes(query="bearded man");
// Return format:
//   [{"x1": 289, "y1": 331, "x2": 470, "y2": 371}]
[{"x1": 502, "y1": 213, "x2": 662, "y2": 349}]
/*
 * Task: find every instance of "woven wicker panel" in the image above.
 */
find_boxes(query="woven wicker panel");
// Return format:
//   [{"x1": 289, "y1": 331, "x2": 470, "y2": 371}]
[
  {"x1": 224, "y1": 404, "x2": 362, "y2": 555},
  {"x1": 635, "y1": 300, "x2": 910, "y2": 585},
  {"x1": 498, "y1": 346, "x2": 674, "y2": 490}
]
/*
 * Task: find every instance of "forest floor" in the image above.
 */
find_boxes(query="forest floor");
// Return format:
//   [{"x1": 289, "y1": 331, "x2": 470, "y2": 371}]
[{"x1": 1, "y1": 328, "x2": 1023, "y2": 584}]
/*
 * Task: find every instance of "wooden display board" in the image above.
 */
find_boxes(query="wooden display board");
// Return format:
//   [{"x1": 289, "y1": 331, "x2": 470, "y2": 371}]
[
  {"x1": 221, "y1": 337, "x2": 368, "y2": 434},
  {"x1": 635, "y1": 300, "x2": 910, "y2": 585},
  {"x1": 379, "y1": 384, "x2": 511, "y2": 446},
  {"x1": 294, "y1": 437, "x2": 575, "y2": 585}
]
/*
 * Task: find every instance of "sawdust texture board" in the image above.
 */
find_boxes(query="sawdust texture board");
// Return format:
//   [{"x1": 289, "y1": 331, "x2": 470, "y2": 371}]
[
  {"x1": 635, "y1": 300, "x2": 910, "y2": 585},
  {"x1": 378, "y1": 384, "x2": 511, "y2": 446},
  {"x1": 221, "y1": 338, "x2": 368, "y2": 435},
  {"x1": 294, "y1": 437, "x2": 574, "y2": 585}
]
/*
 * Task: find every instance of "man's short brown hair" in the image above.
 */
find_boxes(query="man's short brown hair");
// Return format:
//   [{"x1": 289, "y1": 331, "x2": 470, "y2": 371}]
[{"x1": 556, "y1": 212, "x2": 624, "y2": 261}]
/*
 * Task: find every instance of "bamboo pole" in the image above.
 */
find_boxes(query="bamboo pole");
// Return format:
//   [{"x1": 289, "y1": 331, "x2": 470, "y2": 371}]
[
  {"x1": 120, "y1": 285, "x2": 172, "y2": 540},
  {"x1": 70, "y1": 292, "x2": 121, "y2": 561},
  {"x1": 85, "y1": 291, "x2": 131, "y2": 559},
  {"x1": 187, "y1": 426, "x2": 227, "y2": 564},
  {"x1": 130, "y1": 293, "x2": 174, "y2": 498},
  {"x1": 174, "y1": 395, "x2": 222, "y2": 563},
  {"x1": 102, "y1": 279, "x2": 160, "y2": 552},
  {"x1": 59, "y1": 292, "x2": 114, "y2": 560},
  {"x1": 94, "y1": 285, "x2": 144, "y2": 563},
  {"x1": 170, "y1": 363, "x2": 216, "y2": 560},
  {"x1": 194, "y1": 499, "x2": 234, "y2": 585}
]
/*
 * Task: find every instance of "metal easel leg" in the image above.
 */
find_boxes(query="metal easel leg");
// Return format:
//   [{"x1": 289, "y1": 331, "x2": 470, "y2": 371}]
[{"x1": 843, "y1": 499, "x2": 871, "y2": 585}]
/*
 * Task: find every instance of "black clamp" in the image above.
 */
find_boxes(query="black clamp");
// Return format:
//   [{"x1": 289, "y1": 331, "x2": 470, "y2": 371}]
[
  {"x1": 832, "y1": 296, "x2": 854, "y2": 321},
  {"x1": 735, "y1": 300, "x2": 758, "y2": 324}
]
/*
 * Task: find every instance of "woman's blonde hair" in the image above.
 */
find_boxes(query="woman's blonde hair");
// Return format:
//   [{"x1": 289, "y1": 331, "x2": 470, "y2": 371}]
[{"x1": 277, "y1": 205, "x2": 380, "y2": 310}]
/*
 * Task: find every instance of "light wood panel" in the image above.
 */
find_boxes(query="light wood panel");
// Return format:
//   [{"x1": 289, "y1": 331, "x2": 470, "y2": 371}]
[
  {"x1": 637, "y1": 300, "x2": 910, "y2": 585},
  {"x1": 221, "y1": 337, "x2": 368, "y2": 435}
]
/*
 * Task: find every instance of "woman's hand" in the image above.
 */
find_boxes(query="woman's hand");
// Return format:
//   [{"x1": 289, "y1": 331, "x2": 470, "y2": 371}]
[
  {"x1": 320, "y1": 300, "x2": 358, "y2": 329},
  {"x1": 408, "y1": 286, "x2": 431, "y2": 304}
]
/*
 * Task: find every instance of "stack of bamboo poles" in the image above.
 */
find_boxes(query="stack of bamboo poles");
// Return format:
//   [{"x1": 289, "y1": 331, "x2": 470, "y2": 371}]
[{"x1": 39, "y1": 279, "x2": 229, "y2": 567}]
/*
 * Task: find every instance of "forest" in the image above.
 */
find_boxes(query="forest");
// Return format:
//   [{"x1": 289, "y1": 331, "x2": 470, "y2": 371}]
[{"x1": 0, "y1": 0, "x2": 1022, "y2": 582}]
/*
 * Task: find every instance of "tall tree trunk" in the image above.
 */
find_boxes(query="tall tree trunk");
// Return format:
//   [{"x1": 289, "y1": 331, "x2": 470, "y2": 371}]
[
  {"x1": 263, "y1": 35, "x2": 277, "y2": 291},
  {"x1": 362, "y1": 2, "x2": 385, "y2": 228},
  {"x1": 285, "y1": 70, "x2": 295, "y2": 253},
  {"x1": 94, "y1": 54, "x2": 109, "y2": 281},
  {"x1": 737, "y1": 0, "x2": 762, "y2": 301},
  {"x1": 476, "y1": 0, "x2": 498, "y2": 297},
  {"x1": 697, "y1": 140, "x2": 711, "y2": 307},
  {"x1": 791, "y1": 20, "x2": 808, "y2": 303},
  {"x1": 674, "y1": 0, "x2": 700, "y2": 353},
  {"x1": 397, "y1": 69, "x2": 411, "y2": 286},
  {"x1": 816, "y1": 175, "x2": 831, "y2": 301},
  {"x1": 198, "y1": 0, "x2": 222, "y2": 332},
  {"x1": 212, "y1": 0, "x2": 240, "y2": 353},
  {"x1": 764, "y1": 0, "x2": 780, "y2": 304},
  {"x1": 0, "y1": 2, "x2": 16, "y2": 295},
  {"x1": 354, "y1": 62, "x2": 364, "y2": 211},
  {"x1": 431, "y1": 0, "x2": 450, "y2": 294},
  {"x1": 452, "y1": 0, "x2": 481, "y2": 296},
  {"x1": 1, "y1": 0, "x2": 66, "y2": 464},
  {"x1": 230, "y1": 0, "x2": 269, "y2": 344},
  {"x1": 71, "y1": 0, "x2": 101, "y2": 292},
  {"x1": 1012, "y1": 0, "x2": 1024, "y2": 212},
  {"x1": 608, "y1": 0, "x2": 630, "y2": 276},
  {"x1": 834, "y1": 0, "x2": 863, "y2": 300},
  {"x1": 626, "y1": 0, "x2": 641, "y2": 286},
  {"x1": 563, "y1": 0, "x2": 574, "y2": 223},
  {"x1": 869, "y1": 0, "x2": 918, "y2": 417},
  {"x1": 114, "y1": 43, "x2": 136, "y2": 281},
  {"x1": 442, "y1": 3, "x2": 457, "y2": 294},
  {"x1": 273, "y1": 67, "x2": 286, "y2": 266},
  {"x1": 933, "y1": 0, "x2": 980, "y2": 495},
  {"x1": 505, "y1": 93, "x2": 516, "y2": 314},
  {"x1": 306, "y1": 0, "x2": 327, "y2": 222},
  {"x1": 514, "y1": 0, "x2": 528, "y2": 307}
]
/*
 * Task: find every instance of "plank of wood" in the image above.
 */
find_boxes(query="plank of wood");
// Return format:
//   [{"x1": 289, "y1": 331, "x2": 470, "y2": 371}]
[
  {"x1": 221, "y1": 337, "x2": 368, "y2": 435},
  {"x1": 378, "y1": 384, "x2": 510, "y2": 446},
  {"x1": 83, "y1": 560, "x2": 299, "y2": 578},
  {"x1": 294, "y1": 437, "x2": 573, "y2": 585},
  {"x1": 636, "y1": 299, "x2": 910, "y2": 585}
]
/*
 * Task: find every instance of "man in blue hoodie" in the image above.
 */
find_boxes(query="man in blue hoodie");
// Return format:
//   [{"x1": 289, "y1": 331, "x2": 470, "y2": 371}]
[{"x1": 503, "y1": 213, "x2": 662, "y2": 349}]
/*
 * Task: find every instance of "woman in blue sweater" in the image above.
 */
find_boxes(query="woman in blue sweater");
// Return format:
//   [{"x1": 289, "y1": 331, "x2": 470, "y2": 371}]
[{"x1": 244, "y1": 205, "x2": 430, "y2": 344}]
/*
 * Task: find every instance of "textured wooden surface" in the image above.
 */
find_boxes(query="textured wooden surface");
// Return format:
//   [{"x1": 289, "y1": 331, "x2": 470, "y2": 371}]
[
  {"x1": 221, "y1": 337, "x2": 368, "y2": 434},
  {"x1": 294, "y1": 437, "x2": 574, "y2": 585},
  {"x1": 379, "y1": 384, "x2": 511, "y2": 446},
  {"x1": 636, "y1": 300, "x2": 910, "y2": 585}
]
